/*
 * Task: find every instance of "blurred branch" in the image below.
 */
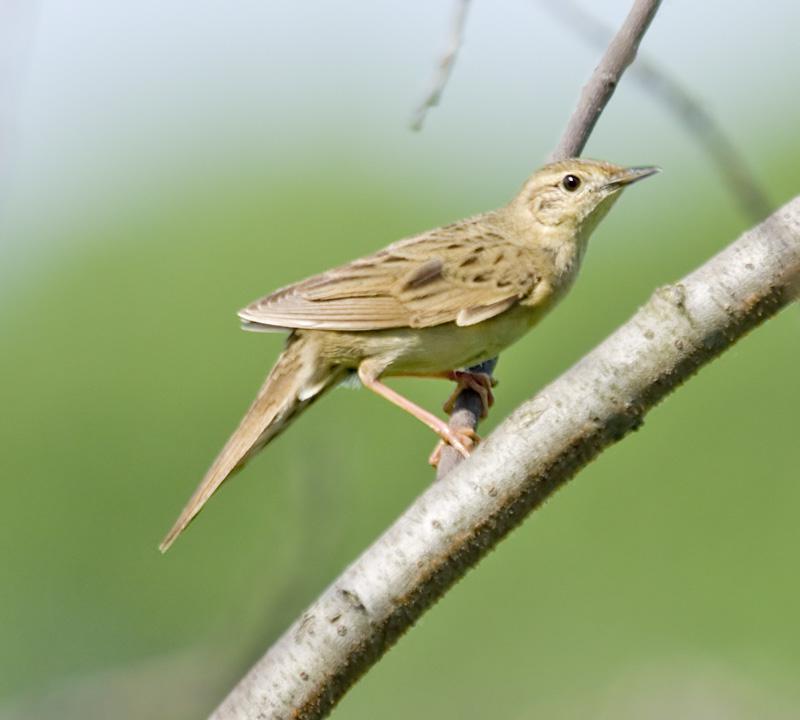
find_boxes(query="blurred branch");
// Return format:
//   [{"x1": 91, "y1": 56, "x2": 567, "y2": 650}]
[
  {"x1": 436, "y1": 0, "x2": 662, "y2": 478},
  {"x1": 542, "y1": 0, "x2": 771, "y2": 221},
  {"x1": 213, "y1": 197, "x2": 800, "y2": 720},
  {"x1": 409, "y1": 0, "x2": 472, "y2": 131},
  {"x1": 0, "y1": 1, "x2": 39, "y2": 205}
]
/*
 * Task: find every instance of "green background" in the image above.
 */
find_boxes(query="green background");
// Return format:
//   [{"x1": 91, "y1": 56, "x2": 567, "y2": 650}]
[{"x1": 1, "y1": 3, "x2": 799, "y2": 718}]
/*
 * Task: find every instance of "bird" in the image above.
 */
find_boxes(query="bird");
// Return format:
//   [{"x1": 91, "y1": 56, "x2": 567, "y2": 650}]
[{"x1": 159, "y1": 158, "x2": 658, "y2": 551}]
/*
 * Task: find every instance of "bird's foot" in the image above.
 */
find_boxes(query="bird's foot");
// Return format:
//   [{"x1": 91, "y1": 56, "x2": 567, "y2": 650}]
[
  {"x1": 428, "y1": 427, "x2": 481, "y2": 467},
  {"x1": 442, "y1": 371, "x2": 497, "y2": 419}
]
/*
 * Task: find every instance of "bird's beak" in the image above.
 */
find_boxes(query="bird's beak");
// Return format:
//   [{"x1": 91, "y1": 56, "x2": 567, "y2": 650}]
[{"x1": 603, "y1": 165, "x2": 661, "y2": 191}]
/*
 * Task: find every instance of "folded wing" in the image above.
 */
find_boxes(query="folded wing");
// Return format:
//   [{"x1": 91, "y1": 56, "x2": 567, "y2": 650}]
[{"x1": 238, "y1": 222, "x2": 543, "y2": 331}]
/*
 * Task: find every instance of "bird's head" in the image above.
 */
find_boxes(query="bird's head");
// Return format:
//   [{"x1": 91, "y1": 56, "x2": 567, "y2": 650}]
[{"x1": 512, "y1": 158, "x2": 659, "y2": 235}]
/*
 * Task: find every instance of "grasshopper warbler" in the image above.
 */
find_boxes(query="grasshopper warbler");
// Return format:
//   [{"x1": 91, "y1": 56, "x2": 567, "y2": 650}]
[{"x1": 160, "y1": 158, "x2": 658, "y2": 551}]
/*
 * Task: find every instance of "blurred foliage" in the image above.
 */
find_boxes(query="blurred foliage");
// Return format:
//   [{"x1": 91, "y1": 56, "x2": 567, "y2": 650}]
[{"x1": 1, "y1": 142, "x2": 799, "y2": 719}]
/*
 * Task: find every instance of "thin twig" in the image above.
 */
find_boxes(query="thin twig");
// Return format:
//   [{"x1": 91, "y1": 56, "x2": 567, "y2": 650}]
[
  {"x1": 550, "y1": 0, "x2": 662, "y2": 161},
  {"x1": 213, "y1": 198, "x2": 800, "y2": 720},
  {"x1": 436, "y1": 0, "x2": 662, "y2": 479},
  {"x1": 409, "y1": 0, "x2": 472, "y2": 131},
  {"x1": 542, "y1": 0, "x2": 771, "y2": 221}
]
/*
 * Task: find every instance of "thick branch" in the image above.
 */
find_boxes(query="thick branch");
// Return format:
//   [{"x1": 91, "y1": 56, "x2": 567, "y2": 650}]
[
  {"x1": 437, "y1": 0, "x2": 662, "y2": 478},
  {"x1": 212, "y1": 200, "x2": 800, "y2": 719}
]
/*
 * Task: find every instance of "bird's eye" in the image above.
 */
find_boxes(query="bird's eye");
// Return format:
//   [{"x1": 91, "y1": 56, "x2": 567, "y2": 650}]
[{"x1": 562, "y1": 174, "x2": 582, "y2": 192}]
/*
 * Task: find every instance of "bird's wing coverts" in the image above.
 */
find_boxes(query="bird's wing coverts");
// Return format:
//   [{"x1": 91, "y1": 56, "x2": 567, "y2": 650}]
[{"x1": 238, "y1": 221, "x2": 544, "y2": 331}]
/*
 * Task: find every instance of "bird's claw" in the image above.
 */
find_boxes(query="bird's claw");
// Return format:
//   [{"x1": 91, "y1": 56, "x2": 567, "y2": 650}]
[
  {"x1": 428, "y1": 426, "x2": 481, "y2": 467},
  {"x1": 442, "y1": 371, "x2": 496, "y2": 419}
]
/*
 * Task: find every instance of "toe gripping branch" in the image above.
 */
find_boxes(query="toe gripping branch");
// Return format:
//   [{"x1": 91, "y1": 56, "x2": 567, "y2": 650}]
[
  {"x1": 432, "y1": 359, "x2": 498, "y2": 472},
  {"x1": 442, "y1": 370, "x2": 497, "y2": 418}
]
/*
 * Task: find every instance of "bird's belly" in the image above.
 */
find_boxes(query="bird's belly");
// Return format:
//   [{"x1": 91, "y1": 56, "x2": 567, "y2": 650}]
[{"x1": 363, "y1": 304, "x2": 545, "y2": 375}]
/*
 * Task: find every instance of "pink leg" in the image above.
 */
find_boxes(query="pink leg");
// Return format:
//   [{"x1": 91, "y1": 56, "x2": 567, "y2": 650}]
[
  {"x1": 392, "y1": 370, "x2": 497, "y2": 418},
  {"x1": 358, "y1": 366, "x2": 476, "y2": 458}
]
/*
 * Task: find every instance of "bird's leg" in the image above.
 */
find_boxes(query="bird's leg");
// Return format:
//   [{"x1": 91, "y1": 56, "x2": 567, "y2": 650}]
[
  {"x1": 388, "y1": 369, "x2": 495, "y2": 466},
  {"x1": 358, "y1": 366, "x2": 476, "y2": 458},
  {"x1": 441, "y1": 371, "x2": 496, "y2": 418},
  {"x1": 392, "y1": 369, "x2": 497, "y2": 418}
]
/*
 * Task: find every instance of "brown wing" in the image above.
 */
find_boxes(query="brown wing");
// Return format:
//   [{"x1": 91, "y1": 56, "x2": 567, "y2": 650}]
[{"x1": 238, "y1": 219, "x2": 543, "y2": 331}]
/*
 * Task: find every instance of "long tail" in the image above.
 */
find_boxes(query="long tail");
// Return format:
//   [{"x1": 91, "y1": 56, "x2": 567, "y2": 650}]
[{"x1": 159, "y1": 334, "x2": 340, "y2": 552}]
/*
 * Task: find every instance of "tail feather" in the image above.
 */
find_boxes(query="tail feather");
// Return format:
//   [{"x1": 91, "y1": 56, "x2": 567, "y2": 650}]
[{"x1": 160, "y1": 335, "x2": 339, "y2": 552}]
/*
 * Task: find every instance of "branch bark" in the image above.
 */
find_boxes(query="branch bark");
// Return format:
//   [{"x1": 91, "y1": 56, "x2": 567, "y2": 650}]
[
  {"x1": 436, "y1": 0, "x2": 662, "y2": 478},
  {"x1": 213, "y1": 199, "x2": 800, "y2": 719}
]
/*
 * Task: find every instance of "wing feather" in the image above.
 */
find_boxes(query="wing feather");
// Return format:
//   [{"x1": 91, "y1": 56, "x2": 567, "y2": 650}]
[{"x1": 239, "y1": 220, "x2": 543, "y2": 331}]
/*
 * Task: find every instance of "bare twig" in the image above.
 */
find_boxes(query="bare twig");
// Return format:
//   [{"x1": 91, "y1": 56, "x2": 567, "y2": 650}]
[
  {"x1": 542, "y1": 0, "x2": 771, "y2": 221},
  {"x1": 550, "y1": 0, "x2": 662, "y2": 161},
  {"x1": 213, "y1": 199, "x2": 800, "y2": 720},
  {"x1": 436, "y1": 0, "x2": 662, "y2": 479},
  {"x1": 410, "y1": 0, "x2": 472, "y2": 131}
]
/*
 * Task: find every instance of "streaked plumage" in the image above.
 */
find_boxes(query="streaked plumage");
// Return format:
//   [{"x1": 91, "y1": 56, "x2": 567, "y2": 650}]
[
  {"x1": 239, "y1": 224, "x2": 545, "y2": 331},
  {"x1": 160, "y1": 159, "x2": 658, "y2": 551}
]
